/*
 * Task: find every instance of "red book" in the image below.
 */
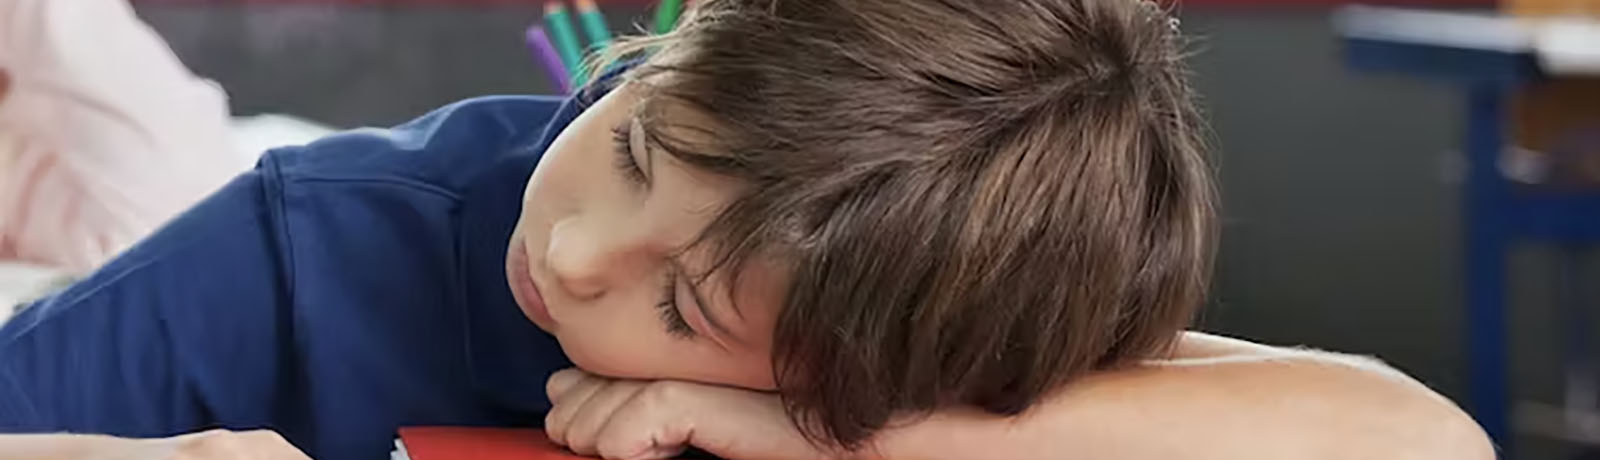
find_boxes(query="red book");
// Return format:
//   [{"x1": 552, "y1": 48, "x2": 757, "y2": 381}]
[{"x1": 392, "y1": 427, "x2": 594, "y2": 460}]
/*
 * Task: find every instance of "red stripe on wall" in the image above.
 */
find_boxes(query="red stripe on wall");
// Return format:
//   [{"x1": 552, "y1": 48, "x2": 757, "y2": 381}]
[{"x1": 131, "y1": 0, "x2": 1497, "y2": 6}]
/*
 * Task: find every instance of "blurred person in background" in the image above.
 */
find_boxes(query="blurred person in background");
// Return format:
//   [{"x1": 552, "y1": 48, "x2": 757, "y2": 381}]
[{"x1": 0, "y1": 0, "x2": 245, "y2": 273}]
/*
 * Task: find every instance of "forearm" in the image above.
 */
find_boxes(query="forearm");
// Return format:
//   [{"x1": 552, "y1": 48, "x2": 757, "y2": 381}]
[
  {"x1": 0, "y1": 434, "x2": 118, "y2": 460},
  {"x1": 877, "y1": 333, "x2": 1495, "y2": 460}
]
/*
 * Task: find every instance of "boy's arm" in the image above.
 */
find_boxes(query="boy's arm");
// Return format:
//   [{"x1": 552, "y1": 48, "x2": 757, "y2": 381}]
[
  {"x1": 875, "y1": 332, "x2": 1496, "y2": 460},
  {"x1": 545, "y1": 332, "x2": 1493, "y2": 460},
  {"x1": 0, "y1": 431, "x2": 311, "y2": 460},
  {"x1": 0, "y1": 170, "x2": 291, "y2": 437},
  {"x1": 0, "y1": 189, "x2": 306, "y2": 460}
]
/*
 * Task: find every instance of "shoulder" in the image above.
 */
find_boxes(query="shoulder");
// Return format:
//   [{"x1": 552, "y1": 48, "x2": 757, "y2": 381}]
[
  {"x1": 266, "y1": 95, "x2": 566, "y2": 197},
  {"x1": 0, "y1": 167, "x2": 291, "y2": 433},
  {"x1": 0, "y1": 95, "x2": 571, "y2": 437},
  {"x1": 2, "y1": 94, "x2": 568, "y2": 337}
]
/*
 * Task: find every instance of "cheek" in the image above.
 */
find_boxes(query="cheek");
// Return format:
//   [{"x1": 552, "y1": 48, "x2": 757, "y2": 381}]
[
  {"x1": 554, "y1": 319, "x2": 777, "y2": 390},
  {"x1": 516, "y1": 131, "x2": 616, "y2": 256},
  {"x1": 524, "y1": 142, "x2": 594, "y2": 212},
  {"x1": 552, "y1": 318, "x2": 665, "y2": 379}
]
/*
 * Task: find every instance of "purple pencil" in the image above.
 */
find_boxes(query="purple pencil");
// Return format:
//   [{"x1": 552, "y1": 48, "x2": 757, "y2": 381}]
[{"x1": 525, "y1": 26, "x2": 573, "y2": 93}]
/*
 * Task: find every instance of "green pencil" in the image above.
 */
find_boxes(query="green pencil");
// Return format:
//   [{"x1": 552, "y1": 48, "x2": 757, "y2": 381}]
[
  {"x1": 655, "y1": 0, "x2": 683, "y2": 34},
  {"x1": 576, "y1": 0, "x2": 612, "y2": 51},
  {"x1": 544, "y1": 2, "x2": 587, "y2": 84}
]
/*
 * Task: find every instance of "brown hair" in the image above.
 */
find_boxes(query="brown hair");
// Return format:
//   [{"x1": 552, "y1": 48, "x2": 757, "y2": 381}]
[{"x1": 595, "y1": 0, "x2": 1214, "y2": 449}]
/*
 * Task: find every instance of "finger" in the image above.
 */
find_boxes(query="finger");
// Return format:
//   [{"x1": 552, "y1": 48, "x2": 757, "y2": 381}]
[
  {"x1": 595, "y1": 383, "x2": 694, "y2": 460},
  {"x1": 562, "y1": 380, "x2": 648, "y2": 456},
  {"x1": 546, "y1": 368, "x2": 590, "y2": 402},
  {"x1": 544, "y1": 373, "x2": 610, "y2": 446}
]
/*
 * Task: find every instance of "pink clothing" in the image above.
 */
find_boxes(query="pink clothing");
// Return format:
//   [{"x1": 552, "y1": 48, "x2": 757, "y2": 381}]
[{"x1": 0, "y1": 0, "x2": 245, "y2": 272}]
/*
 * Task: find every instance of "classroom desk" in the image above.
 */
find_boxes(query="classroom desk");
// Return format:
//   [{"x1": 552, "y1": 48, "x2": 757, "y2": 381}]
[{"x1": 1341, "y1": 7, "x2": 1600, "y2": 455}]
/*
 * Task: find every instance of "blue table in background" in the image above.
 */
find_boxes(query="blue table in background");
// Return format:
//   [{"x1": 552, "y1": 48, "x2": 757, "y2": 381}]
[{"x1": 1341, "y1": 8, "x2": 1600, "y2": 456}]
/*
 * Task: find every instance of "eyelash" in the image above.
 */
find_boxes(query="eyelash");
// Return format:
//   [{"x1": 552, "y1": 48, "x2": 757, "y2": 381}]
[
  {"x1": 657, "y1": 269, "x2": 696, "y2": 338},
  {"x1": 614, "y1": 122, "x2": 691, "y2": 338},
  {"x1": 611, "y1": 123, "x2": 648, "y2": 185},
  {"x1": 614, "y1": 122, "x2": 692, "y2": 338}
]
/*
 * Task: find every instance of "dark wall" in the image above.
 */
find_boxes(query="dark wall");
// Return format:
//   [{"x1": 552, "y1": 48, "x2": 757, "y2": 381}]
[
  {"x1": 141, "y1": 4, "x2": 562, "y2": 126},
  {"x1": 135, "y1": 5, "x2": 1585, "y2": 457},
  {"x1": 1183, "y1": 12, "x2": 1589, "y2": 459}
]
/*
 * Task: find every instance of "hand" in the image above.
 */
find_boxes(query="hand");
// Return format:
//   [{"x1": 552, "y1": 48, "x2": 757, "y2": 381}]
[
  {"x1": 99, "y1": 430, "x2": 312, "y2": 460},
  {"x1": 544, "y1": 368, "x2": 845, "y2": 460}
]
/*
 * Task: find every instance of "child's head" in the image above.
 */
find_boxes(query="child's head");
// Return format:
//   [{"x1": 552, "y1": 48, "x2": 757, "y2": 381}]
[{"x1": 507, "y1": 0, "x2": 1213, "y2": 447}]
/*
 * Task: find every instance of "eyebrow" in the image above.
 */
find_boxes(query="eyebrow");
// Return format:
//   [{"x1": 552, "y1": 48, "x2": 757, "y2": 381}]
[{"x1": 670, "y1": 257, "x2": 741, "y2": 345}]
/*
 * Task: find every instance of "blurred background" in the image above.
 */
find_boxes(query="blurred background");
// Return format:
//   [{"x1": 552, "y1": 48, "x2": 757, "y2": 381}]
[{"x1": 3, "y1": 0, "x2": 1598, "y2": 458}]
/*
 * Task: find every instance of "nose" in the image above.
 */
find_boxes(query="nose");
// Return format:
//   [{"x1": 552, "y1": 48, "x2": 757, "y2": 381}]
[{"x1": 545, "y1": 217, "x2": 638, "y2": 301}]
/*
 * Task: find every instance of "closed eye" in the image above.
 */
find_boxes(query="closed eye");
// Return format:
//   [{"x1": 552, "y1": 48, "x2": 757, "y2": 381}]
[
  {"x1": 657, "y1": 267, "x2": 696, "y2": 338},
  {"x1": 611, "y1": 120, "x2": 649, "y2": 186}
]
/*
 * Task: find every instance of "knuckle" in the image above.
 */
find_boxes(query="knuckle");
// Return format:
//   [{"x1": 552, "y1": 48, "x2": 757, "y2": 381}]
[
  {"x1": 565, "y1": 428, "x2": 599, "y2": 455},
  {"x1": 544, "y1": 410, "x2": 564, "y2": 433},
  {"x1": 546, "y1": 407, "x2": 577, "y2": 439},
  {"x1": 568, "y1": 437, "x2": 599, "y2": 456},
  {"x1": 564, "y1": 425, "x2": 595, "y2": 452},
  {"x1": 546, "y1": 369, "x2": 575, "y2": 398},
  {"x1": 545, "y1": 424, "x2": 568, "y2": 445},
  {"x1": 547, "y1": 368, "x2": 592, "y2": 401},
  {"x1": 595, "y1": 435, "x2": 640, "y2": 460},
  {"x1": 639, "y1": 380, "x2": 689, "y2": 408}
]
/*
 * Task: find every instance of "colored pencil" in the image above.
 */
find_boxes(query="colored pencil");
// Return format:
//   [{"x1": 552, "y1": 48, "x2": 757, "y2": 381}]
[
  {"x1": 525, "y1": 26, "x2": 573, "y2": 93},
  {"x1": 576, "y1": 0, "x2": 612, "y2": 51},
  {"x1": 544, "y1": 2, "x2": 588, "y2": 84},
  {"x1": 655, "y1": 0, "x2": 683, "y2": 34}
]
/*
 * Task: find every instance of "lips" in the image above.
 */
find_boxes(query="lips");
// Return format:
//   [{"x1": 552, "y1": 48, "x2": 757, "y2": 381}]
[{"x1": 506, "y1": 233, "x2": 556, "y2": 329}]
